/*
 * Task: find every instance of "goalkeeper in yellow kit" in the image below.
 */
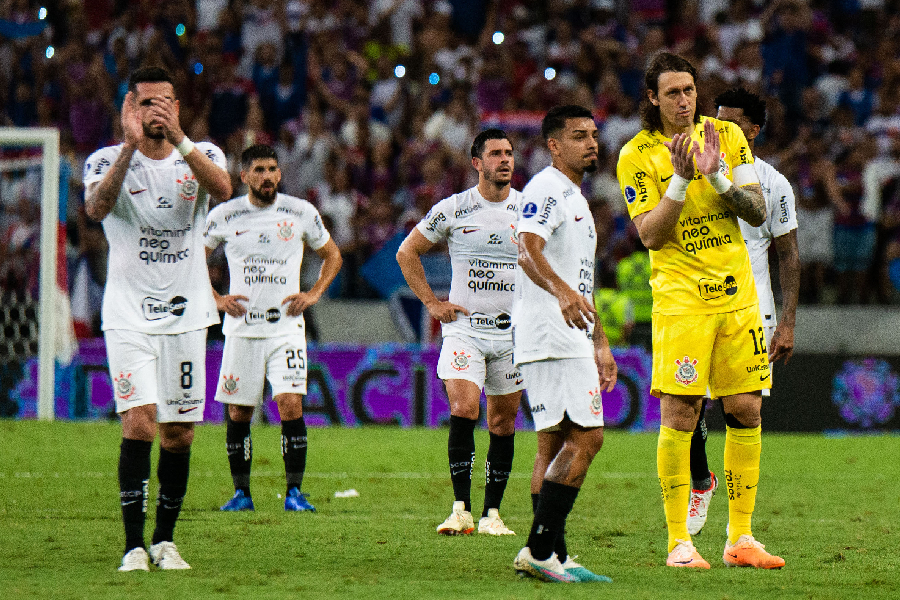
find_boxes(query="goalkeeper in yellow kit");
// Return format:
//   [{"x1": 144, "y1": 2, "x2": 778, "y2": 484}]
[{"x1": 617, "y1": 52, "x2": 784, "y2": 570}]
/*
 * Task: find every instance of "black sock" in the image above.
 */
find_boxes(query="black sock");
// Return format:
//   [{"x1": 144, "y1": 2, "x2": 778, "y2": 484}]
[
  {"x1": 152, "y1": 448, "x2": 190, "y2": 545},
  {"x1": 447, "y1": 415, "x2": 477, "y2": 512},
  {"x1": 527, "y1": 480, "x2": 580, "y2": 561},
  {"x1": 531, "y1": 493, "x2": 540, "y2": 515},
  {"x1": 282, "y1": 417, "x2": 307, "y2": 492},
  {"x1": 690, "y1": 399, "x2": 711, "y2": 488},
  {"x1": 483, "y1": 432, "x2": 514, "y2": 517},
  {"x1": 119, "y1": 438, "x2": 152, "y2": 553},
  {"x1": 226, "y1": 419, "x2": 252, "y2": 494}
]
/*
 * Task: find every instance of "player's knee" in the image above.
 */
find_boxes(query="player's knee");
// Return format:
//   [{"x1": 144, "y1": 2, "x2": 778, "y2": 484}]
[
  {"x1": 487, "y1": 416, "x2": 514, "y2": 436},
  {"x1": 228, "y1": 404, "x2": 254, "y2": 422},
  {"x1": 160, "y1": 424, "x2": 194, "y2": 450},
  {"x1": 723, "y1": 411, "x2": 760, "y2": 429}
]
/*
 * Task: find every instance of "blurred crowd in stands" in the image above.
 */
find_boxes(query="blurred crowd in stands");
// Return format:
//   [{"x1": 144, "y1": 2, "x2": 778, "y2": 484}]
[{"x1": 2, "y1": 0, "x2": 900, "y2": 338}]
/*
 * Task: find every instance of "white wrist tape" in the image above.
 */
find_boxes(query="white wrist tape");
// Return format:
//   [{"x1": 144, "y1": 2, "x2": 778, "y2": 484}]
[
  {"x1": 665, "y1": 173, "x2": 691, "y2": 203},
  {"x1": 705, "y1": 170, "x2": 732, "y2": 194},
  {"x1": 175, "y1": 137, "x2": 195, "y2": 157}
]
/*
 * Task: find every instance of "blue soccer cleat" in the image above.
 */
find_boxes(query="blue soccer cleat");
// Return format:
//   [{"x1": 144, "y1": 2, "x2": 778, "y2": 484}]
[
  {"x1": 284, "y1": 487, "x2": 316, "y2": 512},
  {"x1": 220, "y1": 489, "x2": 255, "y2": 511},
  {"x1": 561, "y1": 556, "x2": 613, "y2": 583}
]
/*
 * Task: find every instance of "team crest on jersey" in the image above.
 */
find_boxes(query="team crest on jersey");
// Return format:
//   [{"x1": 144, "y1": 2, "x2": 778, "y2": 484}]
[
  {"x1": 114, "y1": 372, "x2": 136, "y2": 400},
  {"x1": 451, "y1": 351, "x2": 472, "y2": 371},
  {"x1": 277, "y1": 221, "x2": 294, "y2": 241},
  {"x1": 509, "y1": 223, "x2": 519, "y2": 245},
  {"x1": 221, "y1": 374, "x2": 239, "y2": 395},
  {"x1": 588, "y1": 387, "x2": 603, "y2": 416},
  {"x1": 177, "y1": 173, "x2": 198, "y2": 201},
  {"x1": 718, "y1": 153, "x2": 730, "y2": 177},
  {"x1": 674, "y1": 356, "x2": 699, "y2": 386}
]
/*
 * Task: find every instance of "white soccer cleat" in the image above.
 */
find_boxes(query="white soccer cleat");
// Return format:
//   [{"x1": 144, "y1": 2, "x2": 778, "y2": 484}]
[
  {"x1": 478, "y1": 508, "x2": 515, "y2": 535},
  {"x1": 513, "y1": 547, "x2": 576, "y2": 582},
  {"x1": 687, "y1": 472, "x2": 718, "y2": 535},
  {"x1": 149, "y1": 541, "x2": 191, "y2": 570},
  {"x1": 436, "y1": 501, "x2": 474, "y2": 535},
  {"x1": 118, "y1": 547, "x2": 150, "y2": 572}
]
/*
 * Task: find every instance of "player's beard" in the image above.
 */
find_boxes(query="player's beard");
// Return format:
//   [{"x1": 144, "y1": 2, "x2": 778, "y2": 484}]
[
  {"x1": 142, "y1": 123, "x2": 166, "y2": 140},
  {"x1": 583, "y1": 159, "x2": 598, "y2": 173},
  {"x1": 485, "y1": 166, "x2": 512, "y2": 187},
  {"x1": 251, "y1": 183, "x2": 277, "y2": 204}
]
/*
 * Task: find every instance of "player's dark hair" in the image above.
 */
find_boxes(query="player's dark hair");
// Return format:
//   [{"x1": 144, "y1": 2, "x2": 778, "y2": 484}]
[
  {"x1": 128, "y1": 66, "x2": 175, "y2": 92},
  {"x1": 470, "y1": 129, "x2": 511, "y2": 159},
  {"x1": 541, "y1": 105, "x2": 594, "y2": 141},
  {"x1": 639, "y1": 52, "x2": 702, "y2": 133},
  {"x1": 715, "y1": 87, "x2": 767, "y2": 130},
  {"x1": 241, "y1": 144, "x2": 279, "y2": 170}
]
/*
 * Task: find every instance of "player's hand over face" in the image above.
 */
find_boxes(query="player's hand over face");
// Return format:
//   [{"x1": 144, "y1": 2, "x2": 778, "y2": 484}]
[
  {"x1": 694, "y1": 119, "x2": 720, "y2": 176},
  {"x1": 558, "y1": 287, "x2": 595, "y2": 330},
  {"x1": 283, "y1": 291, "x2": 321, "y2": 317},
  {"x1": 594, "y1": 343, "x2": 618, "y2": 392},
  {"x1": 663, "y1": 132, "x2": 696, "y2": 180},
  {"x1": 217, "y1": 294, "x2": 248, "y2": 318},
  {"x1": 768, "y1": 323, "x2": 794, "y2": 364},
  {"x1": 425, "y1": 300, "x2": 470, "y2": 323},
  {"x1": 147, "y1": 96, "x2": 185, "y2": 146},
  {"x1": 121, "y1": 92, "x2": 142, "y2": 147}
]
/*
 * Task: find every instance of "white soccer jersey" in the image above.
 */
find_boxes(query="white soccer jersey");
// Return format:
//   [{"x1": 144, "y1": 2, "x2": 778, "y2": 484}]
[
  {"x1": 205, "y1": 193, "x2": 330, "y2": 337},
  {"x1": 512, "y1": 166, "x2": 597, "y2": 363},
  {"x1": 417, "y1": 186, "x2": 523, "y2": 340},
  {"x1": 83, "y1": 143, "x2": 225, "y2": 334},
  {"x1": 739, "y1": 157, "x2": 798, "y2": 327}
]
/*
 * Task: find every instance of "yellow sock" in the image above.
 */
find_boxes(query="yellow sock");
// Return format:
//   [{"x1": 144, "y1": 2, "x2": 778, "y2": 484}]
[
  {"x1": 724, "y1": 425, "x2": 761, "y2": 544},
  {"x1": 658, "y1": 426, "x2": 693, "y2": 552}
]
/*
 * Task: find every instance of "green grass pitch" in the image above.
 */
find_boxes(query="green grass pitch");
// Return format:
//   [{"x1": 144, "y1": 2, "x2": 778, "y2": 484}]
[{"x1": 1, "y1": 421, "x2": 897, "y2": 599}]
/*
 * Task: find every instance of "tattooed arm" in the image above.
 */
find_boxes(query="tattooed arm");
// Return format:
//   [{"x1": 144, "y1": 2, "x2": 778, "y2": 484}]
[{"x1": 718, "y1": 183, "x2": 766, "y2": 227}]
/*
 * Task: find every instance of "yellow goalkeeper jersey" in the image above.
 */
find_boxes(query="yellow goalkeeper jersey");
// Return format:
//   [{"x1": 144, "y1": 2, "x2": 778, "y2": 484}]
[{"x1": 616, "y1": 116, "x2": 758, "y2": 316}]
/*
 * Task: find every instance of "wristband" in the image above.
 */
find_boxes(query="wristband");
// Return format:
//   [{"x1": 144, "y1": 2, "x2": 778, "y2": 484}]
[
  {"x1": 704, "y1": 170, "x2": 732, "y2": 194},
  {"x1": 665, "y1": 173, "x2": 691, "y2": 203},
  {"x1": 175, "y1": 136, "x2": 195, "y2": 157}
]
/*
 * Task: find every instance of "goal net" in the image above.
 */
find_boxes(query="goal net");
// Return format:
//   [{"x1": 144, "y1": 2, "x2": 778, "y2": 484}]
[{"x1": 0, "y1": 127, "x2": 70, "y2": 420}]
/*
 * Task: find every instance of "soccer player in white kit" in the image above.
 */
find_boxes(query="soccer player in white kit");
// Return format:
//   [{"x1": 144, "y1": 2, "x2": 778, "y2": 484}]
[
  {"x1": 511, "y1": 106, "x2": 618, "y2": 583},
  {"x1": 205, "y1": 145, "x2": 342, "y2": 513},
  {"x1": 83, "y1": 66, "x2": 232, "y2": 572},
  {"x1": 396, "y1": 129, "x2": 523, "y2": 536},
  {"x1": 686, "y1": 87, "x2": 800, "y2": 535}
]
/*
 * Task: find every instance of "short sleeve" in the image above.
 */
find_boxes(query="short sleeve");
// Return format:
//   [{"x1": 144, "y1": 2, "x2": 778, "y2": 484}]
[
  {"x1": 204, "y1": 206, "x2": 226, "y2": 248},
  {"x1": 723, "y1": 121, "x2": 754, "y2": 173},
  {"x1": 304, "y1": 207, "x2": 331, "y2": 250},
  {"x1": 518, "y1": 184, "x2": 564, "y2": 241},
  {"x1": 769, "y1": 172, "x2": 798, "y2": 237},
  {"x1": 617, "y1": 146, "x2": 661, "y2": 220},
  {"x1": 196, "y1": 142, "x2": 228, "y2": 170},
  {"x1": 416, "y1": 197, "x2": 453, "y2": 243},
  {"x1": 83, "y1": 147, "x2": 118, "y2": 186}
]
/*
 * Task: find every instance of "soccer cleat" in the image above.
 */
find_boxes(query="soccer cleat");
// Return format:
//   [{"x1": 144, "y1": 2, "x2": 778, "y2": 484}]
[
  {"x1": 478, "y1": 508, "x2": 515, "y2": 535},
  {"x1": 284, "y1": 487, "x2": 316, "y2": 512},
  {"x1": 723, "y1": 535, "x2": 785, "y2": 569},
  {"x1": 436, "y1": 501, "x2": 474, "y2": 535},
  {"x1": 561, "y1": 555, "x2": 613, "y2": 583},
  {"x1": 687, "y1": 472, "x2": 718, "y2": 535},
  {"x1": 513, "y1": 547, "x2": 576, "y2": 582},
  {"x1": 118, "y1": 547, "x2": 150, "y2": 572},
  {"x1": 148, "y1": 541, "x2": 191, "y2": 570},
  {"x1": 220, "y1": 489, "x2": 255, "y2": 511},
  {"x1": 666, "y1": 539, "x2": 711, "y2": 569}
]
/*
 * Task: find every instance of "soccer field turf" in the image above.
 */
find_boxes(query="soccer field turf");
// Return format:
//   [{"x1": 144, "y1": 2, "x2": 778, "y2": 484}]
[{"x1": 1, "y1": 421, "x2": 897, "y2": 599}]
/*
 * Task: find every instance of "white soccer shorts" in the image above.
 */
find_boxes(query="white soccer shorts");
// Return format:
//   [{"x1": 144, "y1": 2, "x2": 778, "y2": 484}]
[
  {"x1": 520, "y1": 357, "x2": 604, "y2": 431},
  {"x1": 104, "y1": 328, "x2": 207, "y2": 423},
  {"x1": 215, "y1": 334, "x2": 308, "y2": 406},
  {"x1": 437, "y1": 335, "x2": 523, "y2": 396}
]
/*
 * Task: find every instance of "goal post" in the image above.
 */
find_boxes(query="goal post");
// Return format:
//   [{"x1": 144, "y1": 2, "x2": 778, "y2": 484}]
[{"x1": 0, "y1": 127, "x2": 60, "y2": 420}]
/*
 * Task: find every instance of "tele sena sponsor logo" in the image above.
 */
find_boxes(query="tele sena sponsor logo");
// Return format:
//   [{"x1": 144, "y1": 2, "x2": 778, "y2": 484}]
[{"x1": 142, "y1": 296, "x2": 188, "y2": 321}]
